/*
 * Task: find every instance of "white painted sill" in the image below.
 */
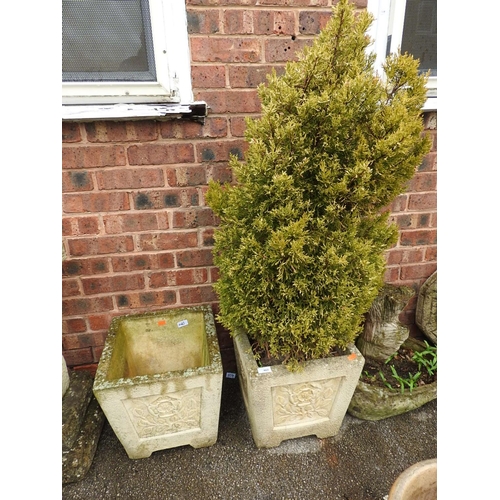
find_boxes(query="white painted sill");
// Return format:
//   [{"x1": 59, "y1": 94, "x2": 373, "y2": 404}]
[{"x1": 62, "y1": 101, "x2": 208, "y2": 122}]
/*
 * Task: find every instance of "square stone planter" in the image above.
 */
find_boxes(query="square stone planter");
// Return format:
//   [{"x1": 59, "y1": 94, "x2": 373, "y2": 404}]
[
  {"x1": 93, "y1": 305, "x2": 223, "y2": 459},
  {"x1": 233, "y1": 329, "x2": 365, "y2": 448}
]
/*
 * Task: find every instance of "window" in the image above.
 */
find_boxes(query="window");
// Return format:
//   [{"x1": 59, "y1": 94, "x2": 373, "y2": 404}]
[
  {"x1": 367, "y1": 0, "x2": 437, "y2": 110},
  {"x1": 62, "y1": 0, "x2": 201, "y2": 119}
]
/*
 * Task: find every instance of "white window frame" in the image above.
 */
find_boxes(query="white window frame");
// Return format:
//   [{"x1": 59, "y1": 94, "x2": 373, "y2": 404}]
[
  {"x1": 62, "y1": 0, "x2": 198, "y2": 120},
  {"x1": 367, "y1": 0, "x2": 437, "y2": 111}
]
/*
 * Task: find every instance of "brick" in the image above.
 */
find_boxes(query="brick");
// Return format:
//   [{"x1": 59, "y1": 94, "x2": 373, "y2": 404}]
[
  {"x1": 299, "y1": 10, "x2": 332, "y2": 34},
  {"x1": 201, "y1": 228, "x2": 215, "y2": 247},
  {"x1": 223, "y1": 9, "x2": 254, "y2": 34},
  {"x1": 96, "y1": 168, "x2": 165, "y2": 190},
  {"x1": 176, "y1": 248, "x2": 214, "y2": 268},
  {"x1": 417, "y1": 213, "x2": 432, "y2": 228},
  {"x1": 407, "y1": 171, "x2": 436, "y2": 192},
  {"x1": 62, "y1": 218, "x2": 73, "y2": 237},
  {"x1": 63, "y1": 279, "x2": 81, "y2": 297},
  {"x1": 132, "y1": 188, "x2": 200, "y2": 210},
  {"x1": 63, "y1": 192, "x2": 130, "y2": 213},
  {"x1": 160, "y1": 119, "x2": 204, "y2": 140},
  {"x1": 157, "y1": 253, "x2": 176, "y2": 269},
  {"x1": 62, "y1": 145, "x2": 127, "y2": 169},
  {"x1": 166, "y1": 166, "x2": 207, "y2": 186},
  {"x1": 389, "y1": 194, "x2": 408, "y2": 213},
  {"x1": 400, "y1": 263, "x2": 437, "y2": 281},
  {"x1": 116, "y1": 290, "x2": 177, "y2": 310},
  {"x1": 265, "y1": 38, "x2": 313, "y2": 62},
  {"x1": 417, "y1": 152, "x2": 437, "y2": 172},
  {"x1": 386, "y1": 248, "x2": 424, "y2": 266},
  {"x1": 62, "y1": 296, "x2": 114, "y2": 316},
  {"x1": 179, "y1": 285, "x2": 218, "y2": 304},
  {"x1": 63, "y1": 348, "x2": 94, "y2": 367},
  {"x1": 128, "y1": 143, "x2": 195, "y2": 165},
  {"x1": 76, "y1": 216, "x2": 100, "y2": 235},
  {"x1": 194, "y1": 89, "x2": 261, "y2": 114},
  {"x1": 81, "y1": 274, "x2": 145, "y2": 295},
  {"x1": 203, "y1": 117, "x2": 229, "y2": 138},
  {"x1": 67, "y1": 236, "x2": 134, "y2": 256},
  {"x1": 103, "y1": 213, "x2": 160, "y2": 234},
  {"x1": 63, "y1": 318, "x2": 87, "y2": 334},
  {"x1": 424, "y1": 245, "x2": 437, "y2": 262},
  {"x1": 172, "y1": 208, "x2": 217, "y2": 228},
  {"x1": 149, "y1": 268, "x2": 208, "y2": 288},
  {"x1": 187, "y1": 8, "x2": 220, "y2": 34},
  {"x1": 272, "y1": 11, "x2": 297, "y2": 35},
  {"x1": 62, "y1": 122, "x2": 82, "y2": 143},
  {"x1": 85, "y1": 121, "x2": 158, "y2": 142},
  {"x1": 190, "y1": 37, "x2": 261, "y2": 63},
  {"x1": 230, "y1": 116, "x2": 250, "y2": 137},
  {"x1": 197, "y1": 139, "x2": 247, "y2": 162},
  {"x1": 210, "y1": 266, "x2": 220, "y2": 282},
  {"x1": 111, "y1": 254, "x2": 159, "y2": 272},
  {"x1": 161, "y1": 116, "x2": 229, "y2": 141},
  {"x1": 206, "y1": 164, "x2": 233, "y2": 184},
  {"x1": 228, "y1": 65, "x2": 284, "y2": 88},
  {"x1": 63, "y1": 257, "x2": 109, "y2": 277},
  {"x1": 62, "y1": 171, "x2": 94, "y2": 192},
  {"x1": 62, "y1": 333, "x2": 96, "y2": 350},
  {"x1": 88, "y1": 314, "x2": 111, "y2": 331},
  {"x1": 408, "y1": 192, "x2": 437, "y2": 210},
  {"x1": 430, "y1": 212, "x2": 437, "y2": 228},
  {"x1": 383, "y1": 266, "x2": 400, "y2": 283},
  {"x1": 400, "y1": 229, "x2": 437, "y2": 247},
  {"x1": 138, "y1": 231, "x2": 198, "y2": 251}
]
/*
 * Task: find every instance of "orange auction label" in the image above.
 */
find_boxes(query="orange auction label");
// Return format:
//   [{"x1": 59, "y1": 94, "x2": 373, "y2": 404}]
[{"x1": 157, "y1": 320, "x2": 166, "y2": 326}]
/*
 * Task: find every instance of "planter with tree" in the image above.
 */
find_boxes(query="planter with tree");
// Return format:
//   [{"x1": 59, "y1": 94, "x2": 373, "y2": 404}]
[{"x1": 206, "y1": 0, "x2": 431, "y2": 448}]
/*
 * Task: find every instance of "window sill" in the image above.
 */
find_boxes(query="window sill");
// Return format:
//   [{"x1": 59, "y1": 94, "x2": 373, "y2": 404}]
[
  {"x1": 62, "y1": 101, "x2": 208, "y2": 122},
  {"x1": 422, "y1": 96, "x2": 437, "y2": 112}
]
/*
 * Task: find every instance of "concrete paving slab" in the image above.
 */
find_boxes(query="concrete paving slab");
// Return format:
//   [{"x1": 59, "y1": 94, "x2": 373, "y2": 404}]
[{"x1": 62, "y1": 376, "x2": 436, "y2": 500}]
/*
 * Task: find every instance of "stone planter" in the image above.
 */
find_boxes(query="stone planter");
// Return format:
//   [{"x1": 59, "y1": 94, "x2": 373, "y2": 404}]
[
  {"x1": 347, "y1": 338, "x2": 437, "y2": 421},
  {"x1": 347, "y1": 378, "x2": 437, "y2": 421},
  {"x1": 388, "y1": 458, "x2": 437, "y2": 500},
  {"x1": 93, "y1": 305, "x2": 223, "y2": 459},
  {"x1": 233, "y1": 329, "x2": 365, "y2": 448}
]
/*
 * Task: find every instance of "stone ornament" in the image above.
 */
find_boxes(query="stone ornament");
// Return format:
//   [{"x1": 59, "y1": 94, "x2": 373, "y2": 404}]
[
  {"x1": 415, "y1": 271, "x2": 437, "y2": 344},
  {"x1": 356, "y1": 285, "x2": 414, "y2": 362}
]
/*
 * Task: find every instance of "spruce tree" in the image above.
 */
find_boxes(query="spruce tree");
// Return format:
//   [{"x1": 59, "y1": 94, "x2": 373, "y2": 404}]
[{"x1": 206, "y1": 0, "x2": 432, "y2": 369}]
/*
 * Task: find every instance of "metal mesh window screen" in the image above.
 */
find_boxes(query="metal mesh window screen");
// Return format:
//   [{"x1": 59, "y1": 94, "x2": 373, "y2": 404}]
[
  {"x1": 62, "y1": 0, "x2": 156, "y2": 82},
  {"x1": 401, "y1": 0, "x2": 437, "y2": 76}
]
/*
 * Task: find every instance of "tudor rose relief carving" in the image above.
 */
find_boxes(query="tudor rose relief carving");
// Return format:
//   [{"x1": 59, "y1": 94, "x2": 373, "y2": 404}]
[
  {"x1": 122, "y1": 388, "x2": 201, "y2": 438},
  {"x1": 272, "y1": 378, "x2": 341, "y2": 427}
]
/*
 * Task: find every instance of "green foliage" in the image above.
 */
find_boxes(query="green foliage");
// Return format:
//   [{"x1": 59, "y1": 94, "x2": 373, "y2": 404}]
[
  {"x1": 412, "y1": 341, "x2": 437, "y2": 377},
  {"x1": 206, "y1": 0, "x2": 431, "y2": 368}
]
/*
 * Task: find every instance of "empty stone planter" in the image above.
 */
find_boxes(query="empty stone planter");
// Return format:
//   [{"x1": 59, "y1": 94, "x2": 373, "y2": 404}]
[
  {"x1": 93, "y1": 305, "x2": 223, "y2": 459},
  {"x1": 233, "y1": 329, "x2": 365, "y2": 448}
]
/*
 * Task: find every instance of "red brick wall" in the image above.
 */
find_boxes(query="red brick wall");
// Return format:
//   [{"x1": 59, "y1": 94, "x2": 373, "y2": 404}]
[{"x1": 62, "y1": 0, "x2": 436, "y2": 372}]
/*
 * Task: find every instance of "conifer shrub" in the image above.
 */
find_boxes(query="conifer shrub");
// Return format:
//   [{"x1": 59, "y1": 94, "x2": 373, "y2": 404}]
[{"x1": 206, "y1": 0, "x2": 432, "y2": 369}]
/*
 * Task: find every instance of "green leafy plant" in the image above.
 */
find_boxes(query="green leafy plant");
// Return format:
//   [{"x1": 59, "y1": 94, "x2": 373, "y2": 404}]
[
  {"x1": 206, "y1": 0, "x2": 431, "y2": 369},
  {"x1": 389, "y1": 365, "x2": 421, "y2": 394},
  {"x1": 377, "y1": 371, "x2": 394, "y2": 391},
  {"x1": 412, "y1": 341, "x2": 437, "y2": 377}
]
